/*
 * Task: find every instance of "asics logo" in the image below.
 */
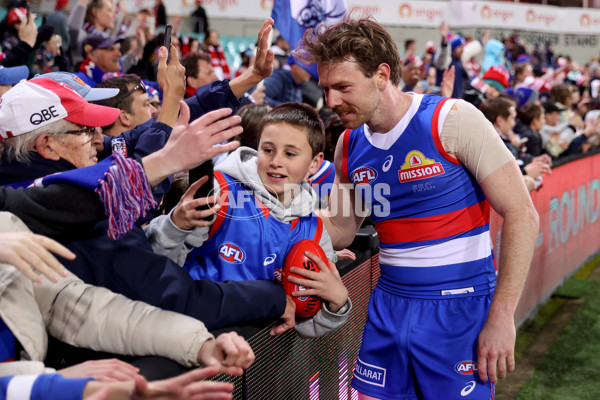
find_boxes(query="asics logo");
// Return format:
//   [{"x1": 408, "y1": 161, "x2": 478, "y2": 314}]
[
  {"x1": 382, "y1": 155, "x2": 393, "y2": 172},
  {"x1": 264, "y1": 254, "x2": 277, "y2": 266},
  {"x1": 461, "y1": 380, "x2": 476, "y2": 396}
]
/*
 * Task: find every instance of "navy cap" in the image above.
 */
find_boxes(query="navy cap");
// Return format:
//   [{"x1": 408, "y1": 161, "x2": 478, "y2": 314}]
[
  {"x1": 0, "y1": 65, "x2": 28, "y2": 85},
  {"x1": 83, "y1": 32, "x2": 123, "y2": 54},
  {"x1": 31, "y1": 72, "x2": 119, "y2": 101}
]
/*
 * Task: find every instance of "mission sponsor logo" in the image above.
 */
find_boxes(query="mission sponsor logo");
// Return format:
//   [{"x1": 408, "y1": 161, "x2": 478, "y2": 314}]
[
  {"x1": 398, "y1": 151, "x2": 445, "y2": 183},
  {"x1": 218, "y1": 242, "x2": 246, "y2": 264},
  {"x1": 351, "y1": 166, "x2": 378, "y2": 185},
  {"x1": 455, "y1": 360, "x2": 478, "y2": 375}
]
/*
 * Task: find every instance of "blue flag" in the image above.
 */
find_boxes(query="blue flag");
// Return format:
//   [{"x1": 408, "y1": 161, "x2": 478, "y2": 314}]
[{"x1": 271, "y1": 0, "x2": 347, "y2": 50}]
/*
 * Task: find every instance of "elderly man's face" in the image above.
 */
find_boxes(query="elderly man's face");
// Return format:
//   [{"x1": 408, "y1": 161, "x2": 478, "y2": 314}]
[
  {"x1": 89, "y1": 44, "x2": 122, "y2": 73},
  {"x1": 47, "y1": 124, "x2": 103, "y2": 168}
]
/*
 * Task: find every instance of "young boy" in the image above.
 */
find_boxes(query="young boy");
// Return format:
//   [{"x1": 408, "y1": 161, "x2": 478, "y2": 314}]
[{"x1": 145, "y1": 103, "x2": 350, "y2": 336}]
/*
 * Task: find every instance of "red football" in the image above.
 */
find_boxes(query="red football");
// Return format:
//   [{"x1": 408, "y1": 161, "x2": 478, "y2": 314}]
[{"x1": 282, "y1": 239, "x2": 328, "y2": 318}]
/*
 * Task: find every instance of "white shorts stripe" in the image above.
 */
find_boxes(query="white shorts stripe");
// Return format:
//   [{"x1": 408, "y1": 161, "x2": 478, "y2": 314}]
[
  {"x1": 7, "y1": 375, "x2": 38, "y2": 400},
  {"x1": 379, "y1": 231, "x2": 492, "y2": 268}
]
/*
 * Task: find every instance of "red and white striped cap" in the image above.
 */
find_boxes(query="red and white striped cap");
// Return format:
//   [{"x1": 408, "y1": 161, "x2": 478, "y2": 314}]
[
  {"x1": 0, "y1": 78, "x2": 120, "y2": 139},
  {"x1": 7, "y1": 7, "x2": 27, "y2": 25}
]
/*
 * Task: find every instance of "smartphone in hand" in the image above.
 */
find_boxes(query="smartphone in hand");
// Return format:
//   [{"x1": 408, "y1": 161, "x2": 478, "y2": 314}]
[
  {"x1": 164, "y1": 24, "x2": 172, "y2": 48},
  {"x1": 164, "y1": 24, "x2": 172, "y2": 62},
  {"x1": 189, "y1": 160, "x2": 214, "y2": 220}
]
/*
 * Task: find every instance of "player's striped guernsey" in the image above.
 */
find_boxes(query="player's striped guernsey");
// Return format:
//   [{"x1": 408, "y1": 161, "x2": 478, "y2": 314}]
[
  {"x1": 343, "y1": 94, "x2": 496, "y2": 298},
  {"x1": 184, "y1": 172, "x2": 324, "y2": 282},
  {"x1": 310, "y1": 159, "x2": 336, "y2": 204}
]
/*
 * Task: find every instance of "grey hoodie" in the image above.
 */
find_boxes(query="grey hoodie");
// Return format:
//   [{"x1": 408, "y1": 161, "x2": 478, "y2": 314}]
[
  {"x1": 145, "y1": 147, "x2": 334, "y2": 264},
  {"x1": 144, "y1": 148, "x2": 349, "y2": 337}
]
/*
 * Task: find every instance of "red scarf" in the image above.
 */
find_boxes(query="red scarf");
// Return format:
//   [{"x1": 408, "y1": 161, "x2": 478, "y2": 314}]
[
  {"x1": 207, "y1": 45, "x2": 231, "y2": 80},
  {"x1": 185, "y1": 85, "x2": 197, "y2": 99}
]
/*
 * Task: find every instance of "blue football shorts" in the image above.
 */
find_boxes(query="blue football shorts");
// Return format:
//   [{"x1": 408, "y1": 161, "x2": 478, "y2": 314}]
[{"x1": 351, "y1": 287, "x2": 496, "y2": 399}]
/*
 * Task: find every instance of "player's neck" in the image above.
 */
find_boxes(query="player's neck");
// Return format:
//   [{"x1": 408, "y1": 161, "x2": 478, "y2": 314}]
[{"x1": 366, "y1": 88, "x2": 413, "y2": 134}]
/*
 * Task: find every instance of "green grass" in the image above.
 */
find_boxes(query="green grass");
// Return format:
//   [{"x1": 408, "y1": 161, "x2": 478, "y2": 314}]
[
  {"x1": 552, "y1": 279, "x2": 594, "y2": 299},
  {"x1": 514, "y1": 297, "x2": 565, "y2": 360},
  {"x1": 516, "y1": 279, "x2": 600, "y2": 399}
]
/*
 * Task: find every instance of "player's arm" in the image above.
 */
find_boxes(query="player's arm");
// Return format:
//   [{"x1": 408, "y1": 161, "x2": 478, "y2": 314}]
[
  {"x1": 443, "y1": 101, "x2": 539, "y2": 384},
  {"x1": 316, "y1": 133, "x2": 365, "y2": 250},
  {"x1": 476, "y1": 160, "x2": 538, "y2": 384}
]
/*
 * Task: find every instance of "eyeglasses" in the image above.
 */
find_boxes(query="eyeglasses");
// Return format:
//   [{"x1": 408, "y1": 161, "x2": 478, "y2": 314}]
[
  {"x1": 63, "y1": 126, "x2": 96, "y2": 139},
  {"x1": 116, "y1": 81, "x2": 147, "y2": 108}
]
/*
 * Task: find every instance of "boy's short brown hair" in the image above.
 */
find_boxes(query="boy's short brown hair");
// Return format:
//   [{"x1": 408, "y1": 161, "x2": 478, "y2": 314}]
[
  {"x1": 518, "y1": 102, "x2": 544, "y2": 127},
  {"x1": 259, "y1": 103, "x2": 325, "y2": 157},
  {"x1": 480, "y1": 96, "x2": 516, "y2": 125}
]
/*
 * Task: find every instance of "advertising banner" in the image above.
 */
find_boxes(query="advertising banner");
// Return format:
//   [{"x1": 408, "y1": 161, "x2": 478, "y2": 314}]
[
  {"x1": 31, "y1": 0, "x2": 600, "y2": 35},
  {"x1": 490, "y1": 153, "x2": 600, "y2": 324}
]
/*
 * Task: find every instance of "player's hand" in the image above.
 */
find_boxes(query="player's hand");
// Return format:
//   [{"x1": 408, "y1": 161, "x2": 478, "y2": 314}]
[{"x1": 477, "y1": 314, "x2": 516, "y2": 384}]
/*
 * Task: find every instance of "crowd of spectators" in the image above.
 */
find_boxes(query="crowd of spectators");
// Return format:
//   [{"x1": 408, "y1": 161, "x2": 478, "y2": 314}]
[
  {"x1": 398, "y1": 21, "x2": 600, "y2": 192},
  {"x1": 0, "y1": 0, "x2": 599, "y2": 398}
]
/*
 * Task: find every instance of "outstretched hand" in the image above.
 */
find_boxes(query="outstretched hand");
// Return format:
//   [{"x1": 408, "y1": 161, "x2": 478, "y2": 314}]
[
  {"x1": 142, "y1": 102, "x2": 241, "y2": 187},
  {"x1": 229, "y1": 18, "x2": 275, "y2": 99},
  {"x1": 59, "y1": 359, "x2": 140, "y2": 382},
  {"x1": 250, "y1": 18, "x2": 275, "y2": 82},
  {"x1": 440, "y1": 66, "x2": 455, "y2": 98},
  {"x1": 0, "y1": 232, "x2": 73, "y2": 284},
  {"x1": 132, "y1": 366, "x2": 234, "y2": 400},
  {"x1": 439, "y1": 21, "x2": 449, "y2": 41}
]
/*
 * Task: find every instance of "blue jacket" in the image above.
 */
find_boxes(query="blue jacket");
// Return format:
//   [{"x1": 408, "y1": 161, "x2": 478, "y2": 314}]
[
  {"x1": 0, "y1": 80, "x2": 286, "y2": 330},
  {"x1": 99, "y1": 80, "x2": 241, "y2": 163},
  {"x1": 263, "y1": 68, "x2": 303, "y2": 106},
  {"x1": 0, "y1": 155, "x2": 286, "y2": 330},
  {"x1": 436, "y1": 56, "x2": 469, "y2": 99},
  {"x1": 0, "y1": 375, "x2": 92, "y2": 400},
  {"x1": 99, "y1": 80, "x2": 243, "y2": 203}
]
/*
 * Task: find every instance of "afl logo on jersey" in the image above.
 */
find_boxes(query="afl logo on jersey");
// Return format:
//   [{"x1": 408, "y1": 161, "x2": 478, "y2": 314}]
[
  {"x1": 398, "y1": 150, "x2": 445, "y2": 183},
  {"x1": 454, "y1": 361, "x2": 478, "y2": 375},
  {"x1": 218, "y1": 242, "x2": 246, "y2": 264},
  {"x1": 351, "y1": 166, "x2": 378, "y2": 185}
]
